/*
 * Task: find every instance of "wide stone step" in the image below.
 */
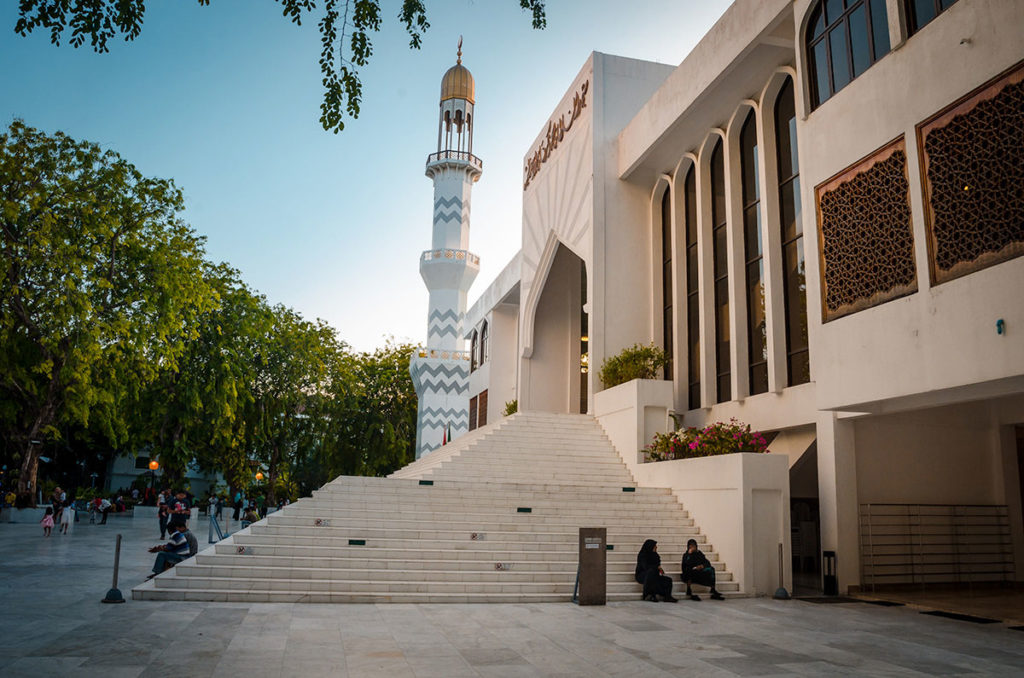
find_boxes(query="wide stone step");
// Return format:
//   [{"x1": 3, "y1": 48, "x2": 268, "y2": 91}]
[
  {"x1": 229, "y1": 535, "x2": 706, "y2": 555},
  {"x1": 195, "y1": 553, "x2": 724, "y2": 573},
  {"x1": 153, "y1": 574, "x2": 740, "y2": 595},
  {"x1": 311, "y1": 485, "x2": 667, "y2": 501},
  {"x1": 283, "y1": 508, "x2": 685, "y2": 524},
  {"x1": 311, "y1": 485, "x2": 667, "y2": 500},
  {"x1": 217, "y1": 542, "x2": 713, "y2": 562},
  {"x1": 133, "y1": 581, "x2": 745, "y2": 603},
  {"x1": 296, "y1": 497, "x2": 679, "y2": 512},
  {"x1": 417, "y1": 473, "x2": 632, "y2": 486},
  {"x1": 425, "y1": 456, "x2": 628, "y2": 469},
  {"x1": 178, "y1": 561, "x2": 729, "y2": 585},
  {"x1": 302, "y1": 494, "x2": 677, "y2": 510},
  {"x1": 256, "y1": 517, "x2": 696, "y2": 533},
  {"x1": 243, "y1": 528, "x2": 704, "y2": 548},
  {"x1": 270, "y1": 510, "x2": 696, "y2": 524},
  {"x1": 419, "y1": 467, "x2": 631, "y2": 480}
]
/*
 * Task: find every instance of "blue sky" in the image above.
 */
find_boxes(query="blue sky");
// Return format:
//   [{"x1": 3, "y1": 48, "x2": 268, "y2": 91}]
[{"x1": 1, "y1": 0, "x2": 730, "y2": 351}]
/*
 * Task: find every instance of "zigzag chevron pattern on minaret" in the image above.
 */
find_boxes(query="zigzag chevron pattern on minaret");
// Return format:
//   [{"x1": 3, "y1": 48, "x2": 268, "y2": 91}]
[
  {"x1": 418, "y1": 380, "x2": 468, "y2": 395},
  {"x1": 410, "y1": 362, "x2": 469, "y2": 380},
  {"x1": 419, "y1": 406, "x2": 470, "y2": 420},
  {"x1": 428, "y1": 309, "x2": 463, "y2": 324},
  {"x1": 433, "y1": 196, "x2": 470, "y2": 225},
  {"x1": 409, "y1": 45, "x2": 482, "y2": 458},
  {"x1": 428, "y1": 325, "x2": 461, "y2": 339}
]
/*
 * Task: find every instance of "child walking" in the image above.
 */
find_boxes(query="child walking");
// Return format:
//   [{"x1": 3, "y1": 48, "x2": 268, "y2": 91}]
[
  {"x1": 59, "y1": 503, "x2": 72, "y2": 534},
  {"x1": 41, "y1": 507, "x2": 54, "y2": 537}
]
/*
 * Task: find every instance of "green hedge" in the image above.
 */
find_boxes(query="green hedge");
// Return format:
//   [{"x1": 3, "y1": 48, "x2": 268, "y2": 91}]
[{"x1": 598, "y1": 343, "x2": 670, "y2": 389}]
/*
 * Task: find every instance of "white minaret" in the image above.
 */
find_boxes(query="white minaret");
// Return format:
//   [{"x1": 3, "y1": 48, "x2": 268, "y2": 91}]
[{"x1": 410, "y1": 40, "x2": 482, "y2": 458}]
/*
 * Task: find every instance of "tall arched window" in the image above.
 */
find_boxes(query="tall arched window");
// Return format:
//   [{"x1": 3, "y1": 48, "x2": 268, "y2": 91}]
[
  {"x1": 740, "y1": 110, "x2": 768, "y2": 396},
  {"x1": 807, "y1": 0, "x2": 890, "y2": 108},
  {"x1": 480, "y1": 320, "x2": 489, "y2": 365},
  {"x1": 684, "y1": 166, "x2": 700, "y2": 409},
  {"x1": 906, "y1": 0, "x2": 959, "y2": 35},
  {"x1": 470, "y1": 329, "x2": 479, "y2": 372},
  {"x1": 660, "y1": 187, "x2": 673, "y2": 380},
  {"x1": 775, "y1": 77, "x2": 810, "y2": 385},
  {"x1": 710, "y1": 138, "x2": 730, "y2": 403}
]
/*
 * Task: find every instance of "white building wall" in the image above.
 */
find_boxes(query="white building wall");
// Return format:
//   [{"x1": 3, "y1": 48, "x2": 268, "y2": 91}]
[
  {"x1": 794, "y1": 0, "x2": 1024, "y2": 413},
  {"x1": 519, "y1": 54, "x2": 674, "y2": 413}
]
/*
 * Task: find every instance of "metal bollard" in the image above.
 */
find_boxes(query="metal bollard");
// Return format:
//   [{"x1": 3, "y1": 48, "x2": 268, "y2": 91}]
[
  {"x1": 773, "y1": 542, "x2": 791, "y2": 600},
  {"x1": 101, "y1": 534, "x2": 126, "y2": 603}
]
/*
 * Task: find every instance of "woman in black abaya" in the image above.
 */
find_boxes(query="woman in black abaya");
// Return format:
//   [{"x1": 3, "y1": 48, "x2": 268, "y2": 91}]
[{"x1": 635, "y1": 539, "x2": 677, "y2": 602}]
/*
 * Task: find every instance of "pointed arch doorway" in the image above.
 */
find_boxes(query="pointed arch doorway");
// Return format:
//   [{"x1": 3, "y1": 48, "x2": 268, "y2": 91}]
[{"x1": 521, "y1": 243, "x2": 589, "y2": 414}]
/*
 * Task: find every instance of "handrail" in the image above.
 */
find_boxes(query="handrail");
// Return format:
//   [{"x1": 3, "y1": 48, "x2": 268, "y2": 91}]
[
  {"x1": 427, "y1": 150, "x2": 482, "y2": 169},
  {"x1": 208, "y1": 514, "x2": 229, "y2": 544}
]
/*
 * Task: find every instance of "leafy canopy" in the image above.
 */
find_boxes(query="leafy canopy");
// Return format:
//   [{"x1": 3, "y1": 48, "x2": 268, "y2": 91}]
[
  {"x1": 14, "y1": 0, "x2": 547, "y2": 134},
  {"x1": 0, "y1": 119, "x2": 214, "y2": 493}
]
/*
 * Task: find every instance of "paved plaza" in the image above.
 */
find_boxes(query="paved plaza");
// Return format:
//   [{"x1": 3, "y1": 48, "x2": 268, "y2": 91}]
[{"x1": 2, "y1": 515, "x2": 1024, "y2": 677}]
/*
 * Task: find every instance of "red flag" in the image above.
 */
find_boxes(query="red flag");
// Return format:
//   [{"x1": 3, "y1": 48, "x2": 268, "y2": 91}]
[{"x1": 442, "y1": 426, "x2": 447, "y2": 446}]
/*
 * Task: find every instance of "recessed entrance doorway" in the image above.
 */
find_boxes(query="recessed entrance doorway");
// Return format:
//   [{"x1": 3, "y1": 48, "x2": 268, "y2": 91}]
[
  {"x1": 522, "y1": 243, "x2": 588, "y2": 414},
  {"x1": 790, "y1": 442, "x2": 822, "y2": 596}
]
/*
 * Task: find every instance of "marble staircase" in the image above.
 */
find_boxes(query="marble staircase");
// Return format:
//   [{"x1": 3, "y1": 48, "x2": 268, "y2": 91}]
[{"x1": 133, "y1": 411, "x2": 738, "y2": 602}]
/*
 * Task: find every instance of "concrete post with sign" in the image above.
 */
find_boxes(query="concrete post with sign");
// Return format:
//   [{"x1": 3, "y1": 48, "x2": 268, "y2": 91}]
[{"x1": 577, "y1": 527, "x2": 607, "y2": 605}]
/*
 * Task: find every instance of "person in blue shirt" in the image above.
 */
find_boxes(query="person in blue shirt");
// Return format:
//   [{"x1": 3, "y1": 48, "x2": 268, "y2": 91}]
[{"x1": 146, "y1": 523, "x2": 192, "y2": 579}]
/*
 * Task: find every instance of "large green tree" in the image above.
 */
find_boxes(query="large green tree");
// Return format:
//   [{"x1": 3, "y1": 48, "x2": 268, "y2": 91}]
[
  {"x1": 0, "y1": 120, "x2": 214, "y2": 501},
  {"x1": 245, "y1": 304, "x2": 340, "y2": 505},
  {"x1": 315, "y1": 339, "x2": 418, "y2": 480},
  {"x1": 13, "y1": 0, "x2": 547, "y2": 134},
  {"x1": 130, "y1": 263, "x2": 270, "y2": 488}
]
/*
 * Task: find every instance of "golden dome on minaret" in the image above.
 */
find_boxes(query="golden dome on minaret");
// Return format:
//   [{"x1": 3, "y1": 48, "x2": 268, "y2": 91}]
[{"x1": 440, "y1": 37, "x2": 475, "y2": 104}]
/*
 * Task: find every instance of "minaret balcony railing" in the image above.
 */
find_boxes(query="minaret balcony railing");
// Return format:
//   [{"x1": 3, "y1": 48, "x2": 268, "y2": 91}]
[
  {"x1": 414, "y1": 346, "x2": 472, "y2": 361},
  {"x1": 421, "y1": 248, "x2": 480, "y2": 266},
  {"x1": 427, "y1": 150, "x2": 483, "y2": 170}
]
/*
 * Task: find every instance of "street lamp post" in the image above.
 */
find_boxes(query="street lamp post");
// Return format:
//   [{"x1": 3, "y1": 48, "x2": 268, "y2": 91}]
[{"x1": 148, "y1": 460, "x2": 159, "y2": 501}]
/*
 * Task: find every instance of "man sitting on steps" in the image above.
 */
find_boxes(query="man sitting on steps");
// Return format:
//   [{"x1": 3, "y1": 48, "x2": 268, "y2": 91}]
[
  {"x1": 146, "y1": 521, "x2": 194, "y2": 580},
  {"x1": 681, "y1": 538, "x2": 724, "y2": 601}
]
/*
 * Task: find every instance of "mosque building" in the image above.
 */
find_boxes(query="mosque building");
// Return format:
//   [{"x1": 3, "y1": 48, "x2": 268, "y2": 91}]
[
  {"x1": 455, "y1": 0, "x2": 1024, "y2": 596},
  {"x1": 136, "y1": 0, "x2": 1023, "y2": 604}
]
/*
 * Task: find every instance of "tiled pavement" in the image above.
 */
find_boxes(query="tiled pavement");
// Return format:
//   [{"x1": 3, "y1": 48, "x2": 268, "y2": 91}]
[{"x1": 2, "y1": 516, "x2": 1023, "y2": 677}]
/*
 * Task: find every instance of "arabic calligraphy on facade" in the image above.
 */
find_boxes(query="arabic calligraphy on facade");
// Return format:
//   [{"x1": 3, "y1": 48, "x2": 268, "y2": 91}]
[{"x1": 523, "y1": 80, "x2": 589, "y2": 190}]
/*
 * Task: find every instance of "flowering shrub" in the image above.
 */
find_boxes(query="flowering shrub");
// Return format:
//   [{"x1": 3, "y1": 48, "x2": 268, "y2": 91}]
[{"x1": 644, "y1": 419, "x2": 769, "y2": 461}]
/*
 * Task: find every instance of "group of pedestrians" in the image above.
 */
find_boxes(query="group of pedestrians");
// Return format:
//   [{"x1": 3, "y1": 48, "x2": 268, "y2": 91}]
[
  {"x1": 156, "y1": 488, "x2": 193, "y2": 539},
  {"x1": 635, "y1": 538, "x2": 725, "y2": 602},
  {"x1": 39, "y1": 487, "x2": 73, "y2": 536}
]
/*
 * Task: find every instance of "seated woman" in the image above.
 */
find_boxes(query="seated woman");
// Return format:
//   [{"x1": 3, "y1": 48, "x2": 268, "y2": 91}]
[
  {"x1": 635, "y1": 539, "x2": 677, "y2": 602},
  {"x1": 680, "y1": 538, "x2": 724, "y2": 601}
]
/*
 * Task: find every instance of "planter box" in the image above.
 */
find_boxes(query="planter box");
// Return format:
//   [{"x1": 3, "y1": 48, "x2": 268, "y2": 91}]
[
  {"x1": 593, "y1": 378, "x2": 673, "y2": 476},
  {"x1": 1, "y1": 507, "x2": 48, "y2": 523}
]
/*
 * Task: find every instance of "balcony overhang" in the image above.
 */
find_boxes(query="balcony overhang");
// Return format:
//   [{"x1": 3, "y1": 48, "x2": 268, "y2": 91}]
[{"x1": 617, "y1": 0, "x2": 794, "y2": 185}]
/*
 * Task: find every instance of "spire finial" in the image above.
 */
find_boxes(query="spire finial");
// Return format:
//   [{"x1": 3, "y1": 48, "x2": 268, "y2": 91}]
[{"x1": 457, "y1": 36, "x2": 463, "y2": 65}]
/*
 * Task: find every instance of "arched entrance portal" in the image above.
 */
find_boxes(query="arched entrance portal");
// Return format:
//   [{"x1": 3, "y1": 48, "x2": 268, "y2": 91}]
[{"x1": 522, "y1": 244, "x2": 588, "y2": 414}]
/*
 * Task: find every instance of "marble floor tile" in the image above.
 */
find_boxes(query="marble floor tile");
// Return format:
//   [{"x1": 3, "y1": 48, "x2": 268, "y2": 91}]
[{"x1": 4, "y1": 520, "x2": 1024, "y2": 677}]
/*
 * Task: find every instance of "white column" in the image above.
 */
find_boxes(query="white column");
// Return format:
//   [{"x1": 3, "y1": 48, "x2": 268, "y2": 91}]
[{"x1": 816, "y1": 411, "x2": 861, "y2": 593}]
